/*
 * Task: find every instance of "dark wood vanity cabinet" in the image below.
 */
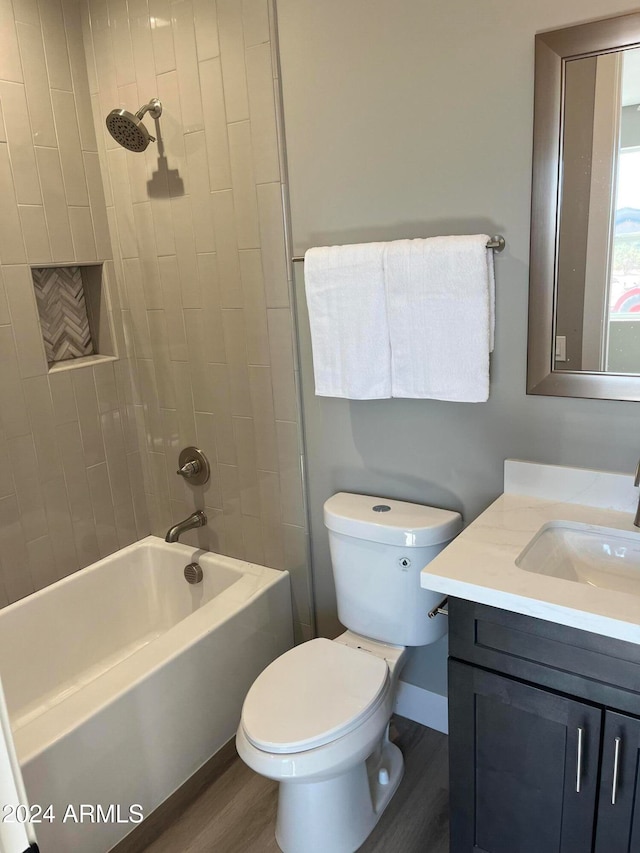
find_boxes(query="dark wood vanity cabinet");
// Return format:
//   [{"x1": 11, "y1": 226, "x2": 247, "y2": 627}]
[
  {"x1": 447, "y1": 599, "x2": 640, "y2": 853},
  {"x1": 449, "y1": 661, "x2": 601, "y2": 852},
  {"x1": 593, "y1": 712, "x2": 640, "y2": 852}
]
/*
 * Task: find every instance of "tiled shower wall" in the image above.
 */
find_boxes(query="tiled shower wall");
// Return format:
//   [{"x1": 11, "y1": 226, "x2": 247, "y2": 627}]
[
  {"x1": 0, "y1": 0, "x2": 149, "y2": 606},
  {"x1": 81, "y1": 0, "x2": 313, "y2": 638}
]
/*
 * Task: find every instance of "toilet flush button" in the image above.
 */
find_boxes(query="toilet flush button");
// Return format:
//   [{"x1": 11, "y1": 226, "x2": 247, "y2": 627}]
[{"x1": 379, "y1": 768, "x2": 390, "y2": 785}]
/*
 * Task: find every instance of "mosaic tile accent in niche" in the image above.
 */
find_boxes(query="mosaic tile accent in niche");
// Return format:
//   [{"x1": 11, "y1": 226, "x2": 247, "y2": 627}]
[{"x1": 32, "y1": 267, "x2": 95, "y2": 364}]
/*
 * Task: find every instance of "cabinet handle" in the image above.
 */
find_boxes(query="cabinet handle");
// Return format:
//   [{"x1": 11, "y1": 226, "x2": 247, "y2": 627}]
[
  {"x1": 576, "y1": 727, "x2": 584, "y2": 793},
  {"x1": 611, "y1": 737, "x2": 622, "y2": 805}
]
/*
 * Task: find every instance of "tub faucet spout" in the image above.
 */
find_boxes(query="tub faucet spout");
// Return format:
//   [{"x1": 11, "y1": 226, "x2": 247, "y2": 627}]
[{"x1": 165, "y1": 510, "x2": 207, "y2": 543}]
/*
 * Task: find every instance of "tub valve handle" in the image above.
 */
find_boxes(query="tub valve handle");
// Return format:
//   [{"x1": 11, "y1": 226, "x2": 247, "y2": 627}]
[
  {"x1": 176, "y1": 446, "x2": 210, "y2": 486},
  {"x1": 178, "y1": 459, "x2": 201, "y2": 478}
]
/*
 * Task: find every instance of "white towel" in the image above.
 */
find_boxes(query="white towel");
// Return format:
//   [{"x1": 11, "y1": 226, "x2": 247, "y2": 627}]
[
  {"x1": 384, "y1": 235, "x2": 495, "y2": 402},
  {"x1": 304, "y1": 242, "x2": 391, "y2": 399}
]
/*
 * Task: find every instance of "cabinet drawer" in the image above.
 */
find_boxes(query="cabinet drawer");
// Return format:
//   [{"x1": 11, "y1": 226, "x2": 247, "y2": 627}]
[{"x1": 448, "y1": 599, "x2": 640, "y2": 714}]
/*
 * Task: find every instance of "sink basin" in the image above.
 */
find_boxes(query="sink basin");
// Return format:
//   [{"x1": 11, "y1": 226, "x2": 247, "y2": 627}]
[{"x1": 516, "y1": 522, "x2": 640, "y2": 596}]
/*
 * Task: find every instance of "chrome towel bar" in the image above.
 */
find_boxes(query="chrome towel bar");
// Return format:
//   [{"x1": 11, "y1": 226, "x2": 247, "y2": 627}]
[{"x1": 291, "y1": 234, "x2": 505, "y2": 263}]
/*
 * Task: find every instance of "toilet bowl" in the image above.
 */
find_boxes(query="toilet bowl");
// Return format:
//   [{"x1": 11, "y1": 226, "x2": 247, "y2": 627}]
[
  {"x1": 237, "y1": 492, "x2": 462, "y2": 853},
  {"x1": 236, "y1": 633, "x2": 406, "y2": 853}
]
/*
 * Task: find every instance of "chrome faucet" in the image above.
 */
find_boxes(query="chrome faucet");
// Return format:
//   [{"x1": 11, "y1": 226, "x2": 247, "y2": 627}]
[
  {"x1": 634, "y1": 461, "x2": 640, "y2": 528},
  {"x1": 165, "y1": 510, "x2": 207, "y2": 543}
]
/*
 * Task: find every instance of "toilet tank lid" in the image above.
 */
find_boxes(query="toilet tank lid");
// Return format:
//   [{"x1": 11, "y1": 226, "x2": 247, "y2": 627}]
[{"x1": 324, "y1": 492, "x2": 462, "y2": 547}]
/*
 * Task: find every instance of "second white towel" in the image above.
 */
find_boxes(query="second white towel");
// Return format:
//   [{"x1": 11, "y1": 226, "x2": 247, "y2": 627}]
[{"x1": 384, "y1": 235, "x2": 495, "y2": 402}]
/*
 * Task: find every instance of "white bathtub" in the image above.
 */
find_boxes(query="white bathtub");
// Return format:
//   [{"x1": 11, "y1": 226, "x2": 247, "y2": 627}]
[{"x1": 0, "y1": 536, "x2": 293, "y2": 853}]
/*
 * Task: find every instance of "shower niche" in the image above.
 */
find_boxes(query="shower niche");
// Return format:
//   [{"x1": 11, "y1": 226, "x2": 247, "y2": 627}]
[{"x1": 31, "y1": 263, "x2": 118, "y2": 372}]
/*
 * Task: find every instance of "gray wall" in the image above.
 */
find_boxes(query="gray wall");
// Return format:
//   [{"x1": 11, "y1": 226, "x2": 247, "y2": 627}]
[{"x1": 275, "y1": 0, "x2": 640, "y2": 687}]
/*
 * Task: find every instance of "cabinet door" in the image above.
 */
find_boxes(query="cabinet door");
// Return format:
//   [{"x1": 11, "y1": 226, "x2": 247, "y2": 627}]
[
  {"x1": 449, "y1": 660, "x2": 602, "y2": 853},
  {"x1": 594, "y1": 711, "x2": 640, "y2": 852}
]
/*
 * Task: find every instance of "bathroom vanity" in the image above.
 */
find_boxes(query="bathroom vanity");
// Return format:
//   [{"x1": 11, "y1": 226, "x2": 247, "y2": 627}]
[
  {"x1": 448, "y1": 599, "x2": 640, "y2": 852},
  {"x1": 420, "y1": 460, "x2": 640, "y2": 853}
]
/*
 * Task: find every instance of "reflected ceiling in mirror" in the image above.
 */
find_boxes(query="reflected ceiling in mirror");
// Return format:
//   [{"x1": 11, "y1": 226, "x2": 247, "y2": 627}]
[{"x1": 528, "y1": 11, "x2": 640, "y2": 400}]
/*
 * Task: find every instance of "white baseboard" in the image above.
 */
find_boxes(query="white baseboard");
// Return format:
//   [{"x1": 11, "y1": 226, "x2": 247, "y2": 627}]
[{"x1": 394, "y1": 680, "x2": 448, "y2": 734}]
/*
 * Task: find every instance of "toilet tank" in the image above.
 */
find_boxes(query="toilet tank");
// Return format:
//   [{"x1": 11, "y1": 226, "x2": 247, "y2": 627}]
[{"x1": 324, "y1": 493, "x2": 462, "y2": 646}]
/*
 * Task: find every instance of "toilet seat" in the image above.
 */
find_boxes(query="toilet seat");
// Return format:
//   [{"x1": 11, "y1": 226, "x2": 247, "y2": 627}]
[{"x1": 241, "y1": 638, "x2": 389, "y2": 754}]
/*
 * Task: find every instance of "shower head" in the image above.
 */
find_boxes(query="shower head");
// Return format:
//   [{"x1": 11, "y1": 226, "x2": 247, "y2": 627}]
[{"x1": 105, "y1": 98, "x2": 163, "y2": 152}]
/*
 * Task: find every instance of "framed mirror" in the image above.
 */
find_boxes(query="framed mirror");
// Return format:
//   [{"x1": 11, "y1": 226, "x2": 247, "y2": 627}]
[{"x1": 528, "y1": 11, "x2": 640, "y2": 400}]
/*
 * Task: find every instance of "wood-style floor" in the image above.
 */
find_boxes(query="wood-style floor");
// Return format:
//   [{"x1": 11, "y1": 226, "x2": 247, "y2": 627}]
[{"x1": 141, "y1": 717, "x2": 449, "y2": 853}]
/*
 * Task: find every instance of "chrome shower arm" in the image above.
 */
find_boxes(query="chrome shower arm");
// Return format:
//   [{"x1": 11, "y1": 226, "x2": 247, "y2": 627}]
[{"x1": 135, "y1": 98, "x2": 163, "y2": 121}]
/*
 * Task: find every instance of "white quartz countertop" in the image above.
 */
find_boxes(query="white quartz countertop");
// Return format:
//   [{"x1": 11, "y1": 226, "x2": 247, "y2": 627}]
[{"x1": 420, "y1": 460, "x2": 640, "y2": 645}]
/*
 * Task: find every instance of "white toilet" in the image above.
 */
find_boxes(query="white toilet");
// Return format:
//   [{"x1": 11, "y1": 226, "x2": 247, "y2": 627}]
[{"x1": 236, "y1": 492, "x2": 461, "y2": 853}]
